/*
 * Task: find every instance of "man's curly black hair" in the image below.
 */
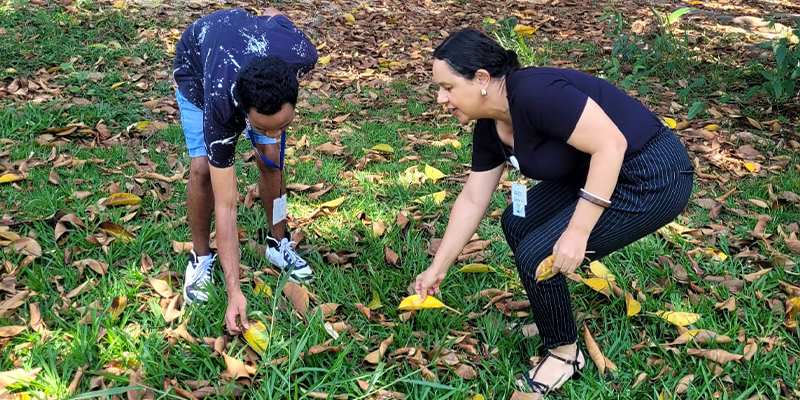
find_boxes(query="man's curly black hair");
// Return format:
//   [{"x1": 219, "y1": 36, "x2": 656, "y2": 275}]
[{"x1": 233, "y1": 56, "x2": 298, "y2": 115}]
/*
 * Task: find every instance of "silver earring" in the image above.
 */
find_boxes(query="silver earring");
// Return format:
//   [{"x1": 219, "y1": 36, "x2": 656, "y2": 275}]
[{"x1": 481, "y1": 88, "x2": 487, "y2": 96}]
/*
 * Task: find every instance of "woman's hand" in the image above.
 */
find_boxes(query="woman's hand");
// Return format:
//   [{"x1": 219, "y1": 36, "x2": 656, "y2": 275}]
[
  {"x1": 551, "y1": 228, "x2": 590, "y2": 276},
  {"x1": 415, "y1": 267, "x2": 448, "y2": 301}
]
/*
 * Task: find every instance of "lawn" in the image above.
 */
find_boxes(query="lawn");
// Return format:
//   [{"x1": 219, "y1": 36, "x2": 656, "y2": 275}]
[{"x1": 1, "y1": 1, "x2": 799, "y2": 400}]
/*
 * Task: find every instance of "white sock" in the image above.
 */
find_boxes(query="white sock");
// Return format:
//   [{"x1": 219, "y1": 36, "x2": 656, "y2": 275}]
[{"x1": 196, "y1": 253, "x2": 214, "y2": 263}]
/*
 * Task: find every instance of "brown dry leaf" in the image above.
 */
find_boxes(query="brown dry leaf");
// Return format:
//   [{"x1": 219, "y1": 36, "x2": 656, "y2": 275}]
[
  {"x1": 220, "y1": 352, "x2": 251, "y2": 381},
  {"x1": 67, "y1": 364, "x2": 87, "y2": 395},
  {"x1": 786, "y1": 232, "x2": 800, "y2": 256},
  {"x1": 283, "y1": 282, "x2": 310, "y2": 315},
  {"x1": 743, "y1": 339, "x2": 758, "y2": 361},
  {"x1": 364, "y1": 334, "x2": 394, "y2": 364},
  {"x1": 316, "y1": 142, "x2": 346, "y2": 156},
  {"x1": 675, "y1": 374, "x2": 694, "y2": 395},
  {"x1": 714, "y1": 297, "x2": 737, "y2": 312},
  {"x1": 0, "y1": 368, "x2": 42, "y2": 389},
  {"x1": 356, "y1": 380, "x2": 406, "y2": 399},
  {"x1": 66, "y1": 281, "x2": 92, "y2": 299},
  {"x1": 163, "y1": 294, "x2": 182, "y2": 323},
  {"x1": 0, "y1": 325, "x2": 26, "y2": 338},
  {"x1": 509, "y1": 391, "x2": 540, "y2": 400},
  {"x1": 631, "y1": 372, "x2": 648, "y2": 389},
  {"x1": 55, "y1": 213, "x2": 85, "y2": 244},
  {"x1": 583, "y1": 325, "x2": 616, "y2": 374},
  {"x1": 372, "y1": 221, "x2": 387, "y2": 237},
  {"x1": 73, "y1": 259, "x2": 109, "y2": 275},
  {"x1": 127, "y1": 368, "x2": 154, "y2": 400},
  {"x1": 11, "y1": 237, "x2": 42, "y2": 258},
  {"x1": 455, "y1": 364, "x2": 477, "y2": 380},
  {"x1": 385, "y1": 247, "x2": 399, "y2": 267},
  {"x1": 147, "y1": 277, "x2": 174, "y2": 298},
  {"x1": 667, "y1": 329, "x2": 732, "y2": 346},
  {"x1": 686, "y1": 348, "x2": 743, "y2": 365},
  {"x1": 172, "y1": 241, "x2": 193, "y2": 253},
  {"x1": 743, "y1": 268, "x2": 772, "y2": 282}
]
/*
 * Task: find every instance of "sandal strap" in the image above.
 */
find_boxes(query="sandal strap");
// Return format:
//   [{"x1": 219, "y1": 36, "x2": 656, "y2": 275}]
[
  {"x1": 547, "y1": 350, "x2": 581, "y2": 367},
  {"x1": 523, "y1": 373, "x2": 550, "y2": 394}
]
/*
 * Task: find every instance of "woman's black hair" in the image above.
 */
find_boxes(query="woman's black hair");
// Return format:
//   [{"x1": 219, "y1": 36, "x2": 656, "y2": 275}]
[
  {"x1": 234, "y1": 55, "x2": 298, "y2": 115},
  {"x1": 433, "y1": 28, "x2": 520, "y2": 79}
]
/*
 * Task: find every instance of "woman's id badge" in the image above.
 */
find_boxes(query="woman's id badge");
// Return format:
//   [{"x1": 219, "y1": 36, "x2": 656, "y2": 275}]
[{"x1": 511, "y1": 182, "x2": 526, "y2": 217}]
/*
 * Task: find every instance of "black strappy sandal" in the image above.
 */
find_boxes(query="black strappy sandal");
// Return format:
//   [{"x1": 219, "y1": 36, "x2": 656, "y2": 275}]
[{"x1": 517, "y1": 347, "x2": 585, "y2": 394}]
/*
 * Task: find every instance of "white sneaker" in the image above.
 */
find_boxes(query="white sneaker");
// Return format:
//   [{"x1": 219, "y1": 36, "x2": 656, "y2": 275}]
[
  {"x1": 183, "y1": 249, "x2": 217, "y2": 304},
  {"x1": 265, "y1": 236, "x2": 314, "y2": 283}
]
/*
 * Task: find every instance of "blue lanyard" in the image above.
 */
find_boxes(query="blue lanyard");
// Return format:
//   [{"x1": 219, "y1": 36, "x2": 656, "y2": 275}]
[{"x1": 248, "y1": 127, "x2": 286, "y2": 171}]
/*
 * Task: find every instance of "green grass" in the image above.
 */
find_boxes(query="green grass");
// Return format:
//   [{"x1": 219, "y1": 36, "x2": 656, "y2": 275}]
[{"x1": 1, "y1": 3, "x2": 799, "y2": 400}]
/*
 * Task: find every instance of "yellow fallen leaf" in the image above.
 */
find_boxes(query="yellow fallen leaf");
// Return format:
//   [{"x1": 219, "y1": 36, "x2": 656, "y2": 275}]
[
  {"x1": 112, "y1": 0, "x2": 125, "y2": 8},
  {"x1": 101, "y1": 192, "x2": 142, "y2": 207},
  {"x1": 457, "y1": 263, "x2": 496, "y2": 273},
  {"x1": 648, "y1": 310, "x2": 701, "y2": 326},
  {"x1": 367, "y1": 291, "x2": 382, "y2": 310},
  {"x1": 467, "y1": 395, "x2": 485, "y2": 400},
  {"x1": 254, "y1": 283, "x2": 272, "y2": 297},
  {"x1": 0, "y1": 173, "x2": 23, "y2": 183},
  {"x1": 625, "y1": 292, "x2": 641, "y2": 317},
  {"x1": 787, "y1": 297, "x2": 800, "y2": 321},
  {"x1": 420, "y1": 35, "x2": 430, "y2": 41},
  {"x1": 743, "y1": 162, "x2": 757, "y2": 172},
  {"x1": 663, "y1": 117, "x2": 677, "y2": 129},
  {"x1": 582, "y1": 277, "x2": 612, "y2": 297},
  {"x1": 536, "y1": 255, "x2": 556, "y2": 282},
  {"x1": 484, "y1": 17, "x2": 497, "y2": 24},
  {"x1": 320, "y1": 196, "x2": 345, "y2": 210},
  {"x1": 424, "y1": 164, "x2": 446, "y2": 182},
  {"x1": 109, "y1": 296, "x2": 127, "y2": 319},
  {"x1": 450, "y1": 139, "x2": 462, "y2": 149},
  {"x1": 370, "y1": 143, "x2": 394, "y2": 154},
  {"x1": 398, "y1": 295, "x2": 446, "y2": 311},
  {"x1": 414, "y1": 190, "x2": 447, "y2": 205},
  {"x1": 110, "y1": 81, "x2": 125, "y2": 89},
  {"x1": 134, "y1": 121, "x2": 152, "y2": 130},
  {"x1": 341, "y1": 13, "x2": 355, "y2": 24},
  {"x1": 705, "y1": 248, "x2": 728, "y2": 261},
  {"x1": 244, "y1": 322, "x2": 270, "y2": 354},
  {"x1": 589, "y1": 260, "x2": 615, "y2": 281},
  {"x1": 318, "y1": 54, "x2": 331, "y2": 64},
  {"x1": 704, "y1": 124, "x2": 721, "y2": 131},
  {"x1": 514, "y1": 24, "x2": 537, "y2": 36}
]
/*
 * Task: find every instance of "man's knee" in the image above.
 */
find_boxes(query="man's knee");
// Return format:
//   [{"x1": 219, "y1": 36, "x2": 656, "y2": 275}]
[
  {"x1": 189, "y1": 158, "x2": 211, "y2": 185},
  {"x1": 255, "y1": 144, "x2": 281, "y2": 174}
]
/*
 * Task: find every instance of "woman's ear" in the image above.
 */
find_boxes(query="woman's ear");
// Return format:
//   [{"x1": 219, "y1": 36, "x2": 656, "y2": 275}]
[{"x1": 474, "y1": 69, "x2": 491, "y2": 88}]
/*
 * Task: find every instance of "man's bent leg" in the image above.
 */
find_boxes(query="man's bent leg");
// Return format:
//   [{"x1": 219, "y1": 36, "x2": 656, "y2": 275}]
[
  {"x1": 255, "y1": 143, "x2": 286, "y2": 239},
  {"x1": 188, "y1": 156, "x2": 214, "y2": 255}
]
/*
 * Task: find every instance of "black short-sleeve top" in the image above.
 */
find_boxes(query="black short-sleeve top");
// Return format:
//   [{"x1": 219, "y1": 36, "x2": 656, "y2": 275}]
[{"x1": 470, "y1": 67, "x2": 664, "y2": 181}]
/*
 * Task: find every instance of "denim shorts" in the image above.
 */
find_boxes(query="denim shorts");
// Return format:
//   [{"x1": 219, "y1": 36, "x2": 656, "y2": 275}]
[{"x1": 176, "y1": 90, "x2": 277, "y2": 159}]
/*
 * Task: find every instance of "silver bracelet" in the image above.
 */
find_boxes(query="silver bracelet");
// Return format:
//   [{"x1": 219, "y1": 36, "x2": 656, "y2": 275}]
[{"x1": 578, "y1": 188, "x2": 611, "y2": 208}]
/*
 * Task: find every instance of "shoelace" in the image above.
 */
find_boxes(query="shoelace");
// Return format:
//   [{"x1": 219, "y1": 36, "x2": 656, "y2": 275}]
[
  {"x1": 281, "y1": 240, "x2": 305, "y2": 267},
  {"x1": 189, "y1": 257, "x2": 214, "y2": 286}
]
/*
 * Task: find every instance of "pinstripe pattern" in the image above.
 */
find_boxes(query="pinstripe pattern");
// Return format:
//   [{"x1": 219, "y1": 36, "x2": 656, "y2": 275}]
[{"x1": 500, "y1": 127, "x2": 693, "y2": 349}]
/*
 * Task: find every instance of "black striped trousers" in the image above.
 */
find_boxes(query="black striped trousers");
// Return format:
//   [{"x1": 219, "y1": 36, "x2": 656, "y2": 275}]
[{"x1": 501, "y1": 127, "x2": 694, "y2": 349}]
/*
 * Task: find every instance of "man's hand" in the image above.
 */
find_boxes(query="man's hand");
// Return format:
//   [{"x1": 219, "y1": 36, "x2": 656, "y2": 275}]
[
  {"x1": 225, "y1": 290, "x2": 249, "y2": 335},
  {"x1": 415, "y1": 267, "x2": 448, "y2": 301},
  {"x1": 263, "y1": 7, "x2": 282, "y2": 17}
]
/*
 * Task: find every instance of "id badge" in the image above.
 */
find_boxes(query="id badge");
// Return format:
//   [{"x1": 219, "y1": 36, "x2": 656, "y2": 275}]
[
  {"x1": 272, "y1": 194, "x2": 287, "y2": 224},
  {"x1": 511, "y1": 182, "x2": 526, "y2": 218}
]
